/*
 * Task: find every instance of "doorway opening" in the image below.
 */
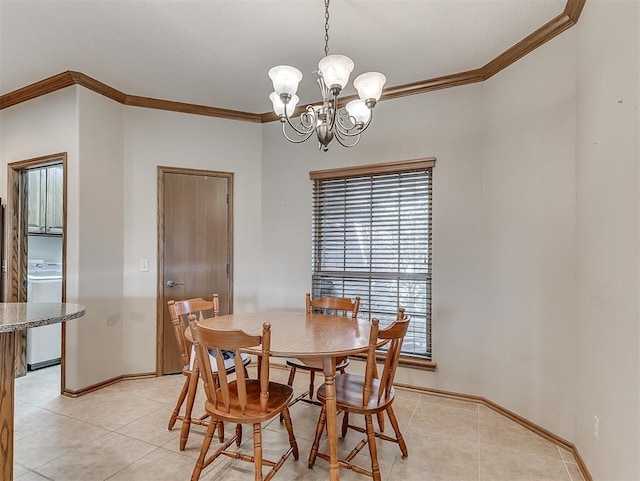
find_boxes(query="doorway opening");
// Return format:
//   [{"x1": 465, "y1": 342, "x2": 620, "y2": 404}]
[{"x1": 6, "y1": 153, "x2": 67, "y2": 391}]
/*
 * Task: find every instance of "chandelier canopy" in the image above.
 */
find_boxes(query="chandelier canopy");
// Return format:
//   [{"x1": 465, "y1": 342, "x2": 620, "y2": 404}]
[{"x1": 268, "y1": 0, "x2": 386, "y2": 152}]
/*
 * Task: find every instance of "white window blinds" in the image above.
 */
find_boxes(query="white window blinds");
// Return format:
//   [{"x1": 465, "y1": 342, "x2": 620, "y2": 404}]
[{"x1": 310, "y1": 159, "x2": 433, "y2": 358}]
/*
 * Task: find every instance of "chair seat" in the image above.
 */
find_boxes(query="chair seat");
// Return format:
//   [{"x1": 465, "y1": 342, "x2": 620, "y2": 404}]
[
  {"x1": 205, "y1": 380, "x2": 294, "y2": 424},
  {"x1": 317, "y1": 372, "x2": 395, "y2": 414},
  {"x1": 189, "y1": 345, "x2": 251, "y2": 372}
]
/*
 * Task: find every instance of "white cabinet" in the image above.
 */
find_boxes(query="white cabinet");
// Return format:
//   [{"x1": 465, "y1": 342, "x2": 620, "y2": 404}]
[{"x1": 28, "y1": 165, "x2": 63, "y2": 235}]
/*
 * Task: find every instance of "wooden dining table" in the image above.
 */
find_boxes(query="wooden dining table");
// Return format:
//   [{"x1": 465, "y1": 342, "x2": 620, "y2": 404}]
[{"x1": 188, "y1": 310, "x2": 373, "y2": 481}]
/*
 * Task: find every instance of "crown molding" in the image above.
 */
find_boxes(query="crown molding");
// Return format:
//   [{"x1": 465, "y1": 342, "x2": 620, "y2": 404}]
[
  {"x1": 263, "y1": 0, "x2": 585, "y2": 122},
  {"x1": 0, "y1": 0, "x2": 585, "y2": 122},
  {"x1": 0, "y1": 70, "x2": 261, "y2": 123},
  {"x1": 0, "y1": 71, "x2": 76, "y2": 110},
  {"x1": 124, "y1": 95, "x2": 261, "y2": 122}
]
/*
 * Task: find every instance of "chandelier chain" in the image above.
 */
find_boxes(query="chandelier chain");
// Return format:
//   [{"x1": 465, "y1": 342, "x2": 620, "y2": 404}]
[{"x1": 324, "y1": 0, "x2": 330, "y2": 57}]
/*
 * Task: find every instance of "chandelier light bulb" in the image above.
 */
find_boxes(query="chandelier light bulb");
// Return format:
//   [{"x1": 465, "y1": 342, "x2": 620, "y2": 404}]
[
  {"x1": 270, "y1": 92, "x2": 300, "y2": 118},
  {"x1": 318, "y1": 54, "x2": 354, "y2": 93},
  {"x1": 353, "y1": 72, "x2": 387, "y2": 106},
  {"x1": 268, "y1": 65, "x2": 303, "y2": 97},
  {"x1": 346, "y1": 99, "x2": 371, "y2": 126}
]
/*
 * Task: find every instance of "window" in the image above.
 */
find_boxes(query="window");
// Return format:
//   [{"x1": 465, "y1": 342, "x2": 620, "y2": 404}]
[{"x1": 310, "y1": 158, "x2": 434, "y2": 360}]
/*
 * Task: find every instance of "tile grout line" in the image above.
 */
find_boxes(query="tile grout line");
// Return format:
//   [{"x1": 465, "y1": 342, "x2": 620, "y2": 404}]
[
  {"x1": 558, "y1": 444, "x2": 576, "y2": 481},
  {"x1": 102, "y1": 445, "x2": 164, "y2": 481}
]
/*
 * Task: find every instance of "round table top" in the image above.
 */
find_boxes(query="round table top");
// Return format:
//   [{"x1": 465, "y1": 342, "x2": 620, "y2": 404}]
[
  {"x1": 192, "y1": 310, "x2": 373, "y2": 359},
  {"x1": 0, "y1": 302, "x2": 86, "y2": 333}
]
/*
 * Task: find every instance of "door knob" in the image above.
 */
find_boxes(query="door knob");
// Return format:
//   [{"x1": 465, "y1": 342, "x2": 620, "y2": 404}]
[{"x1": 166, "y1": 280, "x2": 184, "y2": 288}]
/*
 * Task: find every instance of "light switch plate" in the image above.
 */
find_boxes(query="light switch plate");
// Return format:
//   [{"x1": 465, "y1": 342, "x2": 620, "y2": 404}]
[{"x1": 139, "y1": 258, "x2": 149, "y2": 272}]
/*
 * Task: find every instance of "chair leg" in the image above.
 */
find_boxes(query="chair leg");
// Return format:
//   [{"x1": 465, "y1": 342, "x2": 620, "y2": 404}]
[
  {"x1": 364, "y1": 414, "x2": 382, "y2": 481},
  {"x1": 168, "y1": 375, "x2": 190, "y2": 430},
  {"x1": 191, "y1": 419, "x2": 218, "y2": 481},
  {"x1": 287, "y1": 365, "x2": 296, "y2": 386},
  {"x1": 181, "y1": 366, "x2": 200, "y2": 450},
  {"x1": 236, "y1": 423, "x2": 243, "y2": 447},
  {"x1": 253, "y1": 423, "x2": 263, "y2": 481},
  {"x1": 218, "y1": 421, "x2": 225, "y2": 443},
  {"x1": 212, "y1": 374, "x2": 224, "y2": 443},
  {"x1": 386, "y1": 405, "x2": 408, "y2": 458},
  {"x1": 281, "y1": 366, "x2": 297, "y2": 423},
  {"x1": 308, "y1": 370, "x2": 315, "y2": 400},
  {"x1": 308, "y1": 405, "x2": 327, "y2": 468},
  {"x1": 280, "y1": 366, "x2": 297, "y2": 422},
  {"x1": 341, "y1": 411, "x2": 349, "y2": 438},
  {"x1": 376, "y1": 410, "x2": 385, "y2": 432},
  {"x1": 280, "y1": 406, "x2": 299, "y2": 460}
]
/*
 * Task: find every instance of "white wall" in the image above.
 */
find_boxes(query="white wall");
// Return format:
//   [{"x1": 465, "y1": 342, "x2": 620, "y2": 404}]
[
  {"x1": 0, "y1": 87, "x2": 127, "y2": 390},
  {"x1": 575, "y1": 2, "x2": 640, "y2": 479},
  {"x1": 28, "y1": 236, "x2": 63, "y2": 263},
  {"x1": 121, "y1": 107, "x2": 263, "y2": 373},
  {"x1": 482, "y1": 31, "x2": 577, "y2": 440},
  {"x1": 0, "y1": 87, "x2": 78, "y2": 198},
  {"x1": 0, "y1": 86, "x2": 83, "y2": 383},
  {"x1": 64, "y1": 87, "x2": 125, "y2": 390}
]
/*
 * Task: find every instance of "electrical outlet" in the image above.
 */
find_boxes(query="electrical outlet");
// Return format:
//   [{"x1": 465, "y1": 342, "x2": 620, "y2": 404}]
[
  {"x1": 139, "y1": 258, "x2": 149, "y2": 272},
  {"x1": 593, "y1": 415, "x2": 600, "y2": 443}
]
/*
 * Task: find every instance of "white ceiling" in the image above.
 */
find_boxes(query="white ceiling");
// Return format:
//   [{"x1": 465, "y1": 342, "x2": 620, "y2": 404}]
[{"x1": 0, "y1": 0, "x2": 567, "y2": 114}]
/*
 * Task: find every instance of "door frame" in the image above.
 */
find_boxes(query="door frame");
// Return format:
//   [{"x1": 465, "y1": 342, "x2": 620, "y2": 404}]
[
  {"x1": 6, "y1": 153, "x2": 67, "y2": 386},
  {"x1": 156, "y1": 166, "x2": 234, "y2": 376}
]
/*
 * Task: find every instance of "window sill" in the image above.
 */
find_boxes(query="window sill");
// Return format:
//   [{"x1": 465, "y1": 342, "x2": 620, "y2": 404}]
[{"x1": 350, "y1": 353, "x2": 437, "y2": 371}]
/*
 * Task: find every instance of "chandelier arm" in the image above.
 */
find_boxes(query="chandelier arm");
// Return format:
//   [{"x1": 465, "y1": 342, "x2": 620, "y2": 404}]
[
  {"x1": 355, "y1": 108, "x2": 375, "y2": 134},
  {"x1": 334, "y1": 108, "x2": 376, "y2": 138},
  {"x1": 334, "y1": 111, "x2": 357, "y2": 135},
  {"x1": 326, "y1": 92, "x2": 340, "y2": 133},
  {"x1": 333, "y1": 128, "x2": 361, "y2": 148},
  {"x1": 282, "y1": 106, "x2": 316, "y2": 136},
  {"x1": 281, "y1": 122, "x2": 315, "y2": 144}
]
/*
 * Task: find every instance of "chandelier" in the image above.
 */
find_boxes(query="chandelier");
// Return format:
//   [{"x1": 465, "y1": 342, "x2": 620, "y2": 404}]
[{"x1": 268, "y1": 0, "x2": 386, "y2": 152}]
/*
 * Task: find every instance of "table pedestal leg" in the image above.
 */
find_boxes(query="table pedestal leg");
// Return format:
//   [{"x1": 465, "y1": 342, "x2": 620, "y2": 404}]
[
  {"x1": 323, "y1": 357, "x2": 339, "y2": 481},
  {"x1": 1, "y1": 331, "x2": 16, "y2": 481}
]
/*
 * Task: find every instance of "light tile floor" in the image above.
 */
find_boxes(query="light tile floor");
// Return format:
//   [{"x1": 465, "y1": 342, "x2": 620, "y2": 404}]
[{"x1": 14, "y1": 365, "x2": 586, "y2": 481}]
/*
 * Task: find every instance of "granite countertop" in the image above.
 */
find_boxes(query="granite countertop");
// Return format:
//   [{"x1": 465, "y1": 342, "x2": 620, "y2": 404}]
[{"x1": 0, "y1": 303, "x2": 85, "y2": 333}]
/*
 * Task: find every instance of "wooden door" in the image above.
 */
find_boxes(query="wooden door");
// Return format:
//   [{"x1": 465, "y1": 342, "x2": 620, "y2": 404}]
[{"x1": 157, "y1": 167, "x2": 233, "y2": 375}]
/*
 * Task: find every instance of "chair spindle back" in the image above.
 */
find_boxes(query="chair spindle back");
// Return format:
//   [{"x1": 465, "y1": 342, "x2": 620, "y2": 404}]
[
  {"x1": 306, "y1": 292, "x2": 360, "y2": 318},
  {"x1": 363, "y1": 310, "x2": 410, "y2": 406},
  {"x1": 167, "y1": 295, "x2": 220, "y2": 366},
  {"x1": 189, "y1": 314, "x2": 272, "y2": 416}
]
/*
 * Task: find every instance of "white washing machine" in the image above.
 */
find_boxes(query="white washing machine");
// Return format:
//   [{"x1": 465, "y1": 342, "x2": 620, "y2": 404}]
[{"x1": 26, "y1": 260, "x2": 63, "y2": 370}]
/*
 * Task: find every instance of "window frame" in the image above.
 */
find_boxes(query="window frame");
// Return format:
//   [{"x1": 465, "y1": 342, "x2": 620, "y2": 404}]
[{"x1": 310, "y1": 158, "x2": 436, "y2": 371}]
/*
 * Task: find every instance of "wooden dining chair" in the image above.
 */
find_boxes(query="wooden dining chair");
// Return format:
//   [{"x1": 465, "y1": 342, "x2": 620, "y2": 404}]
[
  {"x1": 308, "y1": 309, "x2": 410, "y2": 481},
  {"x1": 167, "y1": 294, "x2": 250, "y2": 450},
  {"x1": 285, "y1": 292, "x2": 361, "y2": 408},
  {"x1": 188, "y1": 314, "x2": 299, "y2": 481}
]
